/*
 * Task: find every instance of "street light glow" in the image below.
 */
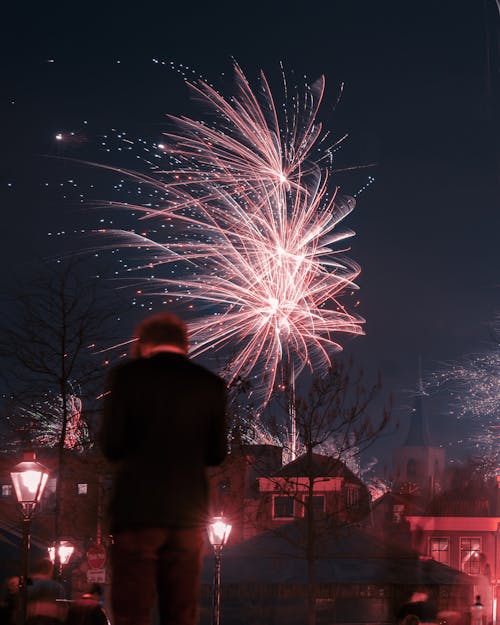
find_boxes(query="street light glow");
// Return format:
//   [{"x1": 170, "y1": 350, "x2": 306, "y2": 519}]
[
  {"x1": 10, "y1": 452, "x2": 49, "y2": 514},
  {"x1": 207, "y1": 516, "x2": 232, "y2": 550},
  {"x1": 48, "y1": 541, "x2": 74, "y2": 566}
]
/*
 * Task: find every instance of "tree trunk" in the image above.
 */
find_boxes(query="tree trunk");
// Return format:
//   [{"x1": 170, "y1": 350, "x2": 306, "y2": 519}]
[{"x1": 306, "y1": 444, "x2": 317, "y2": 625}]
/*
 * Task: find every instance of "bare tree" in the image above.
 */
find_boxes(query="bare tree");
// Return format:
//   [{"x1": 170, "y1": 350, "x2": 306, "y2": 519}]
[
  {"x1": 0, "y1": 259, "x2": 121, "y2": 575},
  {"x1": 216, "y1": 360, "x2": 391, "y2": 625},
  {"x1": 288, "y1": 364, "x2": 389, "y2": 625}
]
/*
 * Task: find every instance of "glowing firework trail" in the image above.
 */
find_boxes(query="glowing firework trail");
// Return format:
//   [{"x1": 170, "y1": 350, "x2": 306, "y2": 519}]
[{"x1": 101, "y1": 63, "x2": 364, "y2": 416}]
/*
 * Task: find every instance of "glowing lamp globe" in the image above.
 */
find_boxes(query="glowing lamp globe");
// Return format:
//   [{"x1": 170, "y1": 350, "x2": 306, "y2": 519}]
[
  {"x1": 207, "y1": 516, "x2": 232, "y2": 550},
  {"x1": 10, "y1": 452, "x2": 49, "y2": 517},
  {"x1": 48, "y1": 540, "x2": 74, "y2": 566}
]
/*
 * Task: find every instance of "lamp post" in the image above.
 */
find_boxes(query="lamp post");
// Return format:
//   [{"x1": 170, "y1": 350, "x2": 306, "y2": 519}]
[
  {"x1": 10, "y1": 451, "x2": 49, "y2": 625},
  {"x1": 207, "y1": 516, "x2": 232, "y2": 625}
]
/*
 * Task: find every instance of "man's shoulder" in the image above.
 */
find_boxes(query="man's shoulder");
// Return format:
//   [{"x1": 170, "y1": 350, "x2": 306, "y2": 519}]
[
  {"x1": 186, "y1": 359, "x2": 226, "y2": 386},
  {"x1": 109, "y1": 355, "x2": 225, "y2": 386},
  {"x1": 107, "y1": 358, "x2": 143, "y2": 380},
  {"x1": 109, "y1": 355, "x2": 164, "y2": 374}
]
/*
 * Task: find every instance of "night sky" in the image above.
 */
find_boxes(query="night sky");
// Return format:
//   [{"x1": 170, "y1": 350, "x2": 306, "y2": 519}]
[{"x1": 1, "y1": 1, "x2": 499, "y2": 466}]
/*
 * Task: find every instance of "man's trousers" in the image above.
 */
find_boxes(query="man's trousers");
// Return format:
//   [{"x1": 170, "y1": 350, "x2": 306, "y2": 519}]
[{"x1": 110, "y1": 526, "x2": 205, "y2": 625}]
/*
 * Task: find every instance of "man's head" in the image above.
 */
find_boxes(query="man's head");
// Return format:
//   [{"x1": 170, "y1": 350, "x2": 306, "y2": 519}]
[{"x1": 134, "y1": 313, "x2": 188, "y2": 357}]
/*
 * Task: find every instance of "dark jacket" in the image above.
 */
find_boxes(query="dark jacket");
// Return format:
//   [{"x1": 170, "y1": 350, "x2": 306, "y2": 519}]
[{"x1": 99, "y1": 352, "x2": 227, "y2": 532}]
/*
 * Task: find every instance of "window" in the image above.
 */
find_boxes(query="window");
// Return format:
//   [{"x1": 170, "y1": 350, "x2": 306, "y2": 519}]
[
  {"x1": 304, "y1": 495, "x2": 325, "y2": 517},
  {"x1": 393, "y1": 504, "x2": 405, "y2": 523},
  {"x1": 430, "y1": 537, "x2": 450, "y2": 565},
  {"x1": 1, "y1": 484, "x2": 12, "y2": 497},
  {"x1": 46, "y1": 478, "x2": 57, "y2": 494},
  {"x1": 77, "y1": 483, "x2": 88, "y2": 495},
  {"x1": 332, "y1": 492, "x2": 341, "y2": 513},
  {"x1": 460, "y1": 537, "x2": 481, "y2": 574},
  {"x1": 218, "y1": 478, "x2": 231, "y2": 494},
  {"x1": 346, "y1": 487, "x2": 359, "y2": 508},
  {"x1": 407, "y1": 458, "x2": 417, "y2": 480},
  {"x1": 273, "y1": 496, "x2": 294, "y2": 519}
]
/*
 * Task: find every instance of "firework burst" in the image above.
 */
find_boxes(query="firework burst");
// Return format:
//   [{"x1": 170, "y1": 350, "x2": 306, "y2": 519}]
[
  {"x1": 429, "y1": 315, "x2": 499, "y2": 455},
  {"x1": 4, "y1": 389, "x2": 90, "y2": 452},
  {"x1": 100, "y1": 63, "x2": 364, "y2": 409}
]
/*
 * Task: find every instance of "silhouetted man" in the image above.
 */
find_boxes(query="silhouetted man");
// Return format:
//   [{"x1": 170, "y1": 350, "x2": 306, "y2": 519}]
[{"x1": 100, "y1": 313, "x2": 227, "y2": 625}]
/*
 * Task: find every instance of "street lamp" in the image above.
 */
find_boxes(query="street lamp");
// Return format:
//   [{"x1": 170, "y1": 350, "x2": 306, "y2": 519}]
[
  {"x1": 207, "y1": 516, "x2": 232, "y2": 625},
  {"x1": 48, "y1": 539, "x2": 74, "y2": 592},
  {"x1": 10, "y1": 451, "x2": 49, "y2": 624},
  {"x1": 48, "y1": 540, "x2": 74, "y2": 567}
]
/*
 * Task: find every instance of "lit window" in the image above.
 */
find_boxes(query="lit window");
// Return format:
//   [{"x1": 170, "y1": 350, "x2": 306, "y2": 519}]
[
  {"x1": 1, "y1": 484, "x2": 12, "y2": 497},
  {"x1": 430, "y1": 537, "x2": 450, "y2": 565},
  {"x1": 273, "y1": 496, "x2": 294, "y2": 519},
  {"x1": 77, "y1": 483, "x2": 88, "y2": 495},
  {"x1": 460, "y1": 537, "x2": 481, "y2": 574}
]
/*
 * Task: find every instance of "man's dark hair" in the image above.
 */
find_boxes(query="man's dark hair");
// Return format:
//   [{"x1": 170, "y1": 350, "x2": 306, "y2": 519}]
[{"x1": 134, "y1": 313, "x2": 188, "y2": 353}]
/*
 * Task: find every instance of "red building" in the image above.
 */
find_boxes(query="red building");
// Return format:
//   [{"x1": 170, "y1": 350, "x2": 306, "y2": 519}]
[
  {"x1": 0, "y1": 415, "x2": 486, "y2": 624},
  {"x1": 372, "y1": 383, "x2": 499, "y2": 624}
]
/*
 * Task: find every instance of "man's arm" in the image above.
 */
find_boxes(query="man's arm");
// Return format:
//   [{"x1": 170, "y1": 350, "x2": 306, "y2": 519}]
[
  {"x1": 205, "y1": 379, "x2": 228, "y2": 466},
  {"x1": 99, "y1": 367, "x2": 134, "y2": 462}
]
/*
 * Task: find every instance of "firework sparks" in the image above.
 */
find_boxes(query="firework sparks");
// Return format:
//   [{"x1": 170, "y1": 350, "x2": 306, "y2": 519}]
[
  {"x1": 100, "y1": 63, "x2": 364, "y2": 408},
  {"x1": 429, "y1": 315, "x2": 499, "y2": 454},
  {"x1": 5, "y1": 390, "x2": 90, "y2": 451},
  {"x1": 437, "y1": 352, "x2": 500, "y2": 421}
]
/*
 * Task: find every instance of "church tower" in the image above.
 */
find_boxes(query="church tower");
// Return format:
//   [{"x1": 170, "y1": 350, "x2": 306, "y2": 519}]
[{"x1": 392, "y1": 370, "x2": 445, "y2": 500}]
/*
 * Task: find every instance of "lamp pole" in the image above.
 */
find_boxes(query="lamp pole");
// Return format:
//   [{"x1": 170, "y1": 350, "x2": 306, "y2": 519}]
[
  {"x1": 207, "y1": 516, "x2": 232, "y2": 625},
  {"x1": 19, "y1": 516, "x2": 30, "y2": 624},
  {"x1": 10, "y1": 451, "x2": 49, "y2": 625},
  {"x1": 212, "y1": 544, "x2": 222, "y2": 625}
]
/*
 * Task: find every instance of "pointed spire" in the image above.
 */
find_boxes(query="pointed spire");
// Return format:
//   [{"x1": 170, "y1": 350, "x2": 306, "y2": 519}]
[
  {"x1": 403, "y1": 358, "x2": 431, "y2": 446},
  {"x1": 417, "y1": 355, "x2": 428, "y2": 396}
]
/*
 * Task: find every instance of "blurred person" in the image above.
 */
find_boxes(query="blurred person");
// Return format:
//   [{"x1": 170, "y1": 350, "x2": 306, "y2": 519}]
[
  {"x1": 25, "y1": 559, "x2": 66, "y2": 624},
  {"x1": 0, "y1": 576, "x2": 19, "y2": 625},
  {"x1": 398, "y1": 588, "x2": 438, "y2": 624},
  {"x1": 66, "y1": 585, "x2": 109, "y2": 625},
  {"x1": 82, "y1": 584, "x2": 104, "y2": 604},
  {"x1": 471, "y1": 595, "x2": 484, "y2": 625},
  {"x1": 99, "y1": 312, "x2": 227, "y2": 625}
]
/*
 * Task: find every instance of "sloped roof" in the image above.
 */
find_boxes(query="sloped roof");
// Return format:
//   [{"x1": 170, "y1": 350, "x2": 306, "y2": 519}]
[
  {"x1": 201, "y1": 520, "x2": 473, "y2": 586},
  {"x1": 371, "y1": 490, "x2": 429, "y2": 515},
  {"x1": 426, "y1": 491, "x2": 494, "y2": 516},
  {"x1": 273, "y1": 453, "x2": 363, "y2": 485}
]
